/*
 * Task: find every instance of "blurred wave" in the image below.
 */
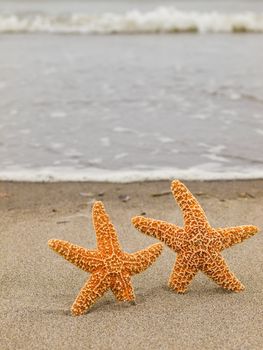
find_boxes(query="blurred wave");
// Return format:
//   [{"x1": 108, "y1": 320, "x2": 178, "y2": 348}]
[
  {"x1": 1, "y1": 7, "x2": 263, "y2": 34},
  {"x1": 1, "y1": 166, "x2": 263, "y2": 182}
]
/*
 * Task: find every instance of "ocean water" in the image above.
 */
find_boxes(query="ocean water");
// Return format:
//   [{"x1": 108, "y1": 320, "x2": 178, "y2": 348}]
[{"x1": 0, "y1": 0, "x2": 263, "y2": 182}]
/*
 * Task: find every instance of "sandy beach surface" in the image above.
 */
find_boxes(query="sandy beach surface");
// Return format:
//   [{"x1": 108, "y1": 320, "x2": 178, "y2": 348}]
[{"x1": 0, "y1": 180, "x2": 262, "y2": 350}]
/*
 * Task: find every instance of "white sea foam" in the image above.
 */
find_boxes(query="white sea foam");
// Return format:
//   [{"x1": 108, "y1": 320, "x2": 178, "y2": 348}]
[
  {"x1": 1, "y1": 7, "x2": 263, "y2": 34},
  {"x1": 19, "y1": 129, "x2": 31, "y2": 135},
  {"x1": 64, "y1": 149, "x2": 83, "y2": 158},
  {"x1": 0, "y1": 166, "x2": 262, "y2": 183},
  {"x1": 256, "y1": 129, "x2": 263, "y2": 136},
  {"x1": 203, "y1": 154, "x2": 229, "y2": 163},
  {"x1": 50, "y1": 111, "x2": 67, "y2": 119},
  {"x1": 50, "y1": 142, "x2": 64, "y2": 150},
  {"x1": 10, "y1": 109, "x2": 18, "y2": 116},
  {"x1": 157, "y1": 136, "x2": 174, "y2": 144},
  {"x1": 100, "y1": 137, "x2": 111, "y2": 147},
  {"x1": 88, "y1": 158, "x2": 102, "y2": 166},
  {"x1": 114, "y1": 153, "x2": 129, "y2": 160},
  {"x1": 113, "y1": 126, "x2": 132, "y2": 133},
  {"x1": 192, "y1": 114, "x2": 208, "y2": 120}
]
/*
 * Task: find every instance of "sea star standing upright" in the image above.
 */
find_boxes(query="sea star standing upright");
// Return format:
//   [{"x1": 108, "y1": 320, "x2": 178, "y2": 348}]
[
  {"x1": 132, "y1": 180, "x2": 258, "y2": 293},
  {"x1": 48, "y1": 201, "x2": 163, "y2": 315}
]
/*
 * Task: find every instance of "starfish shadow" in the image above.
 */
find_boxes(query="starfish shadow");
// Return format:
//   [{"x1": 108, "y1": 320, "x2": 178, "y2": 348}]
[
  {"x1": 195, "y1": 285, "x2": 240, "y2": 296},
  {"x1": 133, "y1": 285, "x2": 168, "y2": 303},
  {"x1": 41, "y1": 309, "x2": 71, "y2": 317}
]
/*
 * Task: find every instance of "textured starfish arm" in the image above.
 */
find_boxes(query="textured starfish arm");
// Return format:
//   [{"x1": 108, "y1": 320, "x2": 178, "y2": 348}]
[
  {"x1": 71, "y1": 273, "x2": 110, "y2": 316},
  {"x1": 111, "y1": 274, "x2": 135, "y2": 302},
  {"x1": 48, "y1": 239, "x2": 103, "y2": 272},
  {"x1": 216, "y1": 225, "x2": 259, "y2": 249},
  {"x1": 132, "y1": 216, "x2": 183, "y2": 251},
  {"x1": 171, "y1": 180, "x2": 210, "y2": 230},
  {"x1": 201, "y1": 254, "x2": 244, "y2": 292},
  {"x1": 123, "y1": 243, "x2": 163, "y2": 275},
  {"x1": 92, "y1": 201, "x2": 121, "y2": 254},
  {"x1": 168, "y1": 255, "x2": 198, "y2": 293}
]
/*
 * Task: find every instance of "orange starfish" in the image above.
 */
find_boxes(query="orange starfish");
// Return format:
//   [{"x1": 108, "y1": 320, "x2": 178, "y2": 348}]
[
  {"x1": 132, "y1": 180, "x2": 258, "y2": 293},
  {"x1": 48, "y1": 201, "x2": 163, "y2": 315}
]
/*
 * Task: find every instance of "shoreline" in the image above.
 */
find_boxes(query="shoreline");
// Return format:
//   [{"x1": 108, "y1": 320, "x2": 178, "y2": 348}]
[
  {"x1": 1, "y1": 179, "x2": 262, "y2": 349},
  {"x1": 1, "y1": 179, "x2": 263, "y2": 210},
  {"x1": 1, "y1": 168, "x2": 263, "y2": 183}
]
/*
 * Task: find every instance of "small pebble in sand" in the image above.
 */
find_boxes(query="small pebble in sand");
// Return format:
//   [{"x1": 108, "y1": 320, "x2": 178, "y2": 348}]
[
  {"x1": 0, "y1": 192, "x2": 10, "y2": 198},
  {"x1": 238, "y1": 192, "x2": 255, "y2": 199},
  {"x1": 194, "y1": 191, "x2": 208, "y2": 196},
  {"x1": 79, "y1": 192, "x2": 95, "y2": 197},
  {"x1": 151, "y1": 191, "x2": 170, "y2": 197},
  {"x1": 118, "y1": 194, "x2": 130, "y2": 202}
]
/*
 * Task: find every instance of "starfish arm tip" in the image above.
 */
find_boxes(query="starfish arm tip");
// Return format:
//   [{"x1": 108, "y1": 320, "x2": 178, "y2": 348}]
[
  {"x1": 218, "y1": 224, "x2": 259, "y2": 249},
  {"x1": 111, "y1": 275, "x2": 135, "y2": 302},
  {"x1": 93, "y1": 200, "x2": 104, "y2": 211},
  {"x1": 132, "y1": 216, "x2": 154, "y2": 232},
  {"x1": 132, "y1": 216, "x2": 183, "y2": 251},
  {"x1": 71, "y1": 306, "x2": 83, "y2": 316},
  {"x1": 153, "y1": 242, "x2": 164, "y2": 253},
  {"x1": 168, "y1": 279, "x2": 188, "y2": 293},
  {"x1": 223, "y1": 282, "x2": 245, "y2": 293},
  {"x1": 48, "y1": 239, "x2": 58, "y2": 249},
  {"x1": 124, "y1": 242, "x2": 163, "y2": 275},
  {"x1": 131, "y1": 216, "x2": 143, "y2": 227},
  {"x1": 170, "y1": 286, "x2": 188, "y2": 294},
  {"x1": 145, "y1": 242, "x2": 164, "y2": 259},
  {"x1": 251, "y1": 225, "x2": 259, "y2": 234},
  {"x1": 171, "y1": 179, "x2": 181, "y2": 189},
  {"x1": 237, "y1": 284, "x2": 245, "y2": 292},
  {"x1": 92, "y1": 200, "x2": 121, "y2": 252},
  {"x1": 241, "y1": 225, "x2": 259, "y2": 236}
]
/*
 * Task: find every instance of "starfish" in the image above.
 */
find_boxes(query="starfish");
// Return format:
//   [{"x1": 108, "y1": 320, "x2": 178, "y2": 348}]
[
  {"x1": 132, "y1": 180, "x2": 258, "y2": 293},
  {"x1": 48, "y1": 201, "x2": 163, "y2": 315}
]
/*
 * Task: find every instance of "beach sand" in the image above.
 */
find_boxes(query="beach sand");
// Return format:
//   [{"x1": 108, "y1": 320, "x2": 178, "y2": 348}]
[{"x1": 0, "y1": 180, "x2": 262, "y2": 350}]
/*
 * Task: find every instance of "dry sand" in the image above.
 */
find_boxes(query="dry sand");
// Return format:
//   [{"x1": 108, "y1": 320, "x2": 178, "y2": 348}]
[{"x1": 0, "y1": 180, "x2": 262, "y2": 350}]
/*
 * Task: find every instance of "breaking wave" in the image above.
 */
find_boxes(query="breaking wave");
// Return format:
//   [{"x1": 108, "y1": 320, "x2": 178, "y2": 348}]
[
  {"x1": 1, "y1": 167, "x2": 263, "y2": 182},
  {"x1": 1, "y1": 7, "x2": 263, "y2": 34}
]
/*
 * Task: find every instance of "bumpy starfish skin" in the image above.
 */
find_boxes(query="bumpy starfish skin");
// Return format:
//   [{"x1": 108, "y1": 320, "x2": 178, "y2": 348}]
[
  {"x1": 132, "y1": 180, "x2": 258, "y2": 293},
  {"x1": 48, "y1": 201, "x2": 163, "y2": 315}
]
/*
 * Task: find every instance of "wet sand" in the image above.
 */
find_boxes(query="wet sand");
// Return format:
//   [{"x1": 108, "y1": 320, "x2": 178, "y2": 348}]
[{"x1": 0, "y1": 180, "x2": 262, "y2": 349}]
